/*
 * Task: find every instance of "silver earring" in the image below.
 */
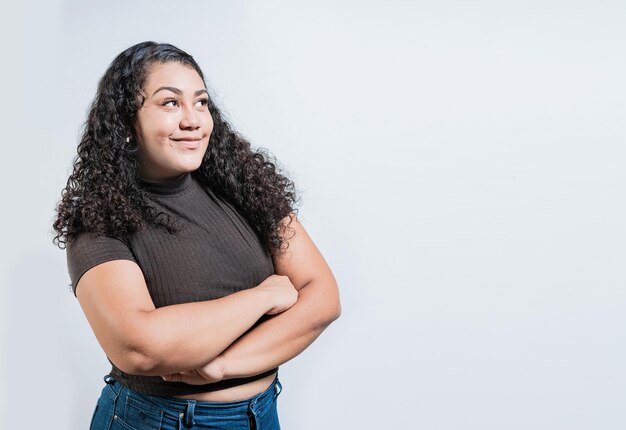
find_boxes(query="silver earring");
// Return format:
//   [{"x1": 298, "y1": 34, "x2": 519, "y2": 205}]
[{"x1": 126, "y1": 136, "x2": 131, "y2": 143}]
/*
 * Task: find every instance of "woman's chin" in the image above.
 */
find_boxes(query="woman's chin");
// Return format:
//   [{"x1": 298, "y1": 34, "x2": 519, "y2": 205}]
[{"x1": 175, "y1": 157, "x2": 204, "y2": 172}]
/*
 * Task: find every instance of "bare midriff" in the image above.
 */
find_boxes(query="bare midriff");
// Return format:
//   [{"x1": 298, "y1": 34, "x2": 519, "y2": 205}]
[{"x1": 173, "y1": 371, "x2": 277, "y2": 402}]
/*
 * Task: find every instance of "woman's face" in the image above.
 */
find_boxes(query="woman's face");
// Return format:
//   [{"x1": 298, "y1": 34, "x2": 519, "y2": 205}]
[{"x1": 134, "y1": 62, "x2": 213, "y2": 181}]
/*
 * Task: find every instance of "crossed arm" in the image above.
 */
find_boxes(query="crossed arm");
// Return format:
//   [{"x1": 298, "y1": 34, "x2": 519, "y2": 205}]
[
  {"x1": 76, "y1": 214, "x2": 341, "y2": 378},
  {"x1": 214, "y1": 275, "x2": 340, "y2": 380},
  {"x1": 164, "y1": 216, "x2": 341, "y2": 383}
]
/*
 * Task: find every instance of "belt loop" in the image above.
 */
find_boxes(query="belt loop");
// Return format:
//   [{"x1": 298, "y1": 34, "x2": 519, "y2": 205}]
[
  {"x1": 184, "y1": 400, "x2": 196, "y2": 427},
  {"x1": 102, "y1": 375, "x2": 122, "y2": 424},
  {"x1": 274, "y1": 378, "x2": 283, "y2": 399},
  {"x1": 103, "y1": 374, "x2": 123, "y2": 397},
  {"x1": 248, "y1": 400, "x2": 258, "y2": 430}
]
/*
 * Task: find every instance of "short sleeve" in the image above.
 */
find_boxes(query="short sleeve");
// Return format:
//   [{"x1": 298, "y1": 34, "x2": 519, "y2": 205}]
[{"x1": 66, "y1": 231, "x2": 137, "y2": 296}]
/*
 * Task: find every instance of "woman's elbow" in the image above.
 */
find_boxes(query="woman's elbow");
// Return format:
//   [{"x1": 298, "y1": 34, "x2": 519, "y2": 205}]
[
  {"x1": 104, "y1": 326, "x2": 163, "y2": 375},
  {"x1": 331, "y1": 283, "x2": 342, "y2": 321},
  {"x1": 320, "y1": 295, "x2": 341, "y2": 327},
  {"x1": 329, "y1": 301, "x2": 341, "y2": 323},
  {"x1": 108, "y1": 346, "x2": 161, "y2": 376},
  {"x1": 334, "y1": 301, "x2": 342, "y2": 321}
]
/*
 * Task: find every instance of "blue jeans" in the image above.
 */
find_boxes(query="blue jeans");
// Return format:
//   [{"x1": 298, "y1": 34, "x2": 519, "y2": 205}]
[{"x1": 89, "y1": 374, "x2": 283, "y2": 429}]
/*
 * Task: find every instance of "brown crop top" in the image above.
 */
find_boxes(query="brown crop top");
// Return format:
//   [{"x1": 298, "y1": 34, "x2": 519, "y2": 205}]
[{"x1": 65, "y1": 171, "x2": 278, "y2": 396}]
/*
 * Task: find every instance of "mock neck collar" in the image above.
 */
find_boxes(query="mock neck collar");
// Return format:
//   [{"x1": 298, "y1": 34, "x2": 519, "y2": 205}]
[{"x1": 138, "y1": 171, "x2": 193, "y2": 196}]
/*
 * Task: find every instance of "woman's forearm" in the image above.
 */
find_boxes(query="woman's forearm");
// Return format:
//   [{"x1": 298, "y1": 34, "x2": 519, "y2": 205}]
[
  {"x1": 124, "y1": 274, "x2": 297, "y2": 376},
  {"x1": 126, "y1": 287, "x2": 274, "y2": 376},
  {"x1": 211, "y1": 280, "x2": 340, "y2": 379},
  {"x1": 157, "y1": 216, "x2": 343, "y2": 385}
]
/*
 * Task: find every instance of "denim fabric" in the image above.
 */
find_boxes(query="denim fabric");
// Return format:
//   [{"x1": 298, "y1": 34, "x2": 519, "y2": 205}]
[{"x1": 89, "y1": 374, "x2": 283, "y2": 429}]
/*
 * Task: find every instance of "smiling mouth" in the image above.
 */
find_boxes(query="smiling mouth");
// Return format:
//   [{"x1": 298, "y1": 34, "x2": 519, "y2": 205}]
[{"x1": 172, "y1": 138, "x2": 201, "y2": 149}]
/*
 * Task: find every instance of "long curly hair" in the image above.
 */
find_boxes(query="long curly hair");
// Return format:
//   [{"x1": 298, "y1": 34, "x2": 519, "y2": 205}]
[{"x1": 52, "y1": 41, "x2": 299, "y2": 256}]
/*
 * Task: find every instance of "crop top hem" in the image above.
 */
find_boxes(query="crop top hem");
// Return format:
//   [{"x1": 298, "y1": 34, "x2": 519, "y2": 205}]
[{"x1": 109, "y1": 366, "x2": 279, "y2": 397}]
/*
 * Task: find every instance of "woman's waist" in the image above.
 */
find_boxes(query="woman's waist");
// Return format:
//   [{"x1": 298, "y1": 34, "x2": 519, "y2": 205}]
[
  {"x1": 110, "y1": 365, "x2": 278, "y2": 400},
  {"x1": 173, "y1": 372, "x2": 277, "y2": 402},
  {"x1": 103, "y1": 372, "x2": 282, "y2": 421}
]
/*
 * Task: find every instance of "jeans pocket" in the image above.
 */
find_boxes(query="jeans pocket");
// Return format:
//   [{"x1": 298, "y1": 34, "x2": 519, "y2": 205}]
[{"x1": 119, "y1": 396, "x2": 163, "y2": 429}]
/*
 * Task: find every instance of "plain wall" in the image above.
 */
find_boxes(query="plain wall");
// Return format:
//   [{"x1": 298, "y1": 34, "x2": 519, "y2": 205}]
[{"x1": 2, "y1": 0, "x2": 625, "y2": 428}]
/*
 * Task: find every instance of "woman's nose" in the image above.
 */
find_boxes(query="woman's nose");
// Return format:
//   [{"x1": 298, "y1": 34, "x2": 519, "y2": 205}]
[{"x1": 180, "y1": 105, "x2": 201, "y2": 129}]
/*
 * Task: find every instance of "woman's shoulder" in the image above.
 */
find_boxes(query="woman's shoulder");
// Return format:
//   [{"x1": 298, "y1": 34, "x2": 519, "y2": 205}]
[
  {"x1": 67, "y1": 229, "x2": 132, "y2": 249},
  {"x1": 66, "y1": 229, "x2": 137, "y2": 294}
]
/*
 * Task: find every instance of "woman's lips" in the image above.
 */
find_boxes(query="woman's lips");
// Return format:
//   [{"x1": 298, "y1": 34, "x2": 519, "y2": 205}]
[{"x1": 172, "y1": 138, "x2": 201, "y2": 149}]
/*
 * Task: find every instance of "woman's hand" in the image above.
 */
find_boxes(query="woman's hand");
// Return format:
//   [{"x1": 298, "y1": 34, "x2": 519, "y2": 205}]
[
  {"x1": 162, "y1": 357, "x2": 225, "y2": 385},
  {"x1": 256, "y1": 274, "x2": 299, "y2": 315},
  {"x1": 161, "y1": 275, "x2": 297, "y2": 384}
]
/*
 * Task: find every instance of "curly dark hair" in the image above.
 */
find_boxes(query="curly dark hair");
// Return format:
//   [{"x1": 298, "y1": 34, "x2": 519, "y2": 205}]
[{"x1": 52, "y1": 41, "x2": 299, "y2": 255}]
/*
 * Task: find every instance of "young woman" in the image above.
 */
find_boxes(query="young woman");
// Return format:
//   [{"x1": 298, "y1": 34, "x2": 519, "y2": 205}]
[{"x1": 53, "y1": 41, "x2": 341, "y2": 429}]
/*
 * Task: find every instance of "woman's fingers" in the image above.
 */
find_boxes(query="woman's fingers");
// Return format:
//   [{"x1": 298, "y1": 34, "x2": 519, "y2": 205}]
[
  {"x1": 161, "y1": 373, "x2": 182, "y2": 382},
  {"x1": 162, "y1": 369, "x2": 210, "y2": 385}
]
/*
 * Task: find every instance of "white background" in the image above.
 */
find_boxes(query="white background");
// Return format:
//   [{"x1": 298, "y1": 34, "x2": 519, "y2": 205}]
[{"x1": 2, "y1": 1, "x2": 625, "y2": 428}]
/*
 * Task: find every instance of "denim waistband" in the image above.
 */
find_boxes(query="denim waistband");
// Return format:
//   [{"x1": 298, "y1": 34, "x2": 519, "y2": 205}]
[{"x1": 103, "y1": 373, "x2": 282, "y2": 427}]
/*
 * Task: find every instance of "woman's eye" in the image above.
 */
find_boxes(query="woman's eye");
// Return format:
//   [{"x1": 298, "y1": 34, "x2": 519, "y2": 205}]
[{"x1": 161, "y1": 99, "x2": 207, "y2": 108}]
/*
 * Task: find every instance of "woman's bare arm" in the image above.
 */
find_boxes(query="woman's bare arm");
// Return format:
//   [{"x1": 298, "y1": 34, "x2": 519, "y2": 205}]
[
  {"x1": 163, "y1": 214, "x2": 341, "y2": 383},
  {"x1": 76, "y1": 261, "x2": 297, "y2": 377},
  {"x1": 211, "y1": 278, "x2": 338, "y2": 380}
]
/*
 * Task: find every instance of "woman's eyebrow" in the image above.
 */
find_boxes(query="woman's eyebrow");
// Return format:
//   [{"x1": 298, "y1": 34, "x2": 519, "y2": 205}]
[{"x1": 151, "y1": 87, "x2": 208, "y2": 98}]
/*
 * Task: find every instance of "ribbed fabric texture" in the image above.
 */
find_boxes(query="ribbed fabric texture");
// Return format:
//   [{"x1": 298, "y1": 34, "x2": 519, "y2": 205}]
[{"x1": 66, "y1": 172, "x2": 278, "y2": 396}]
